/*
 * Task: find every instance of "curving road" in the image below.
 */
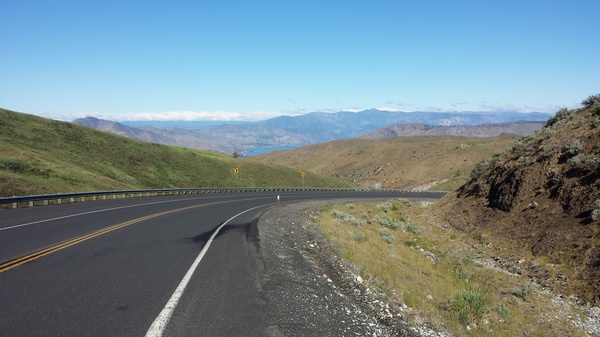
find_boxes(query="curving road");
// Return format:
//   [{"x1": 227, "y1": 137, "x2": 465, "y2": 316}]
[{"x1": 0, "y1": 191, "x2": 441, "y2": 336}]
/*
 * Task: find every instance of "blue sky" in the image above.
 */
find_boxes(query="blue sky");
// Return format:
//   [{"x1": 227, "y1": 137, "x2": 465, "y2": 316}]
[{"x1": 2, "y1": 1, "x2": 599, "y2": 121}]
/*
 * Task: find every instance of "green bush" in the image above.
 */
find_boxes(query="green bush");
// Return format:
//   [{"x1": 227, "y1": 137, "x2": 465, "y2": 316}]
[
  {"x1": 584, "y1": 154, "x2": 600, "y2": 171},
  {"x1": 377, "y1": 228, "x2": 395, "y2": 244},
  {"x1": 545, "y1": 107, "x2": 575, "y2": 128},
  {"x1": 348, "y1": 231, "x2": 367, "y2": 242},
  {"x1": 492, "y1": 303, "x2": 511, "y2": 319},
  {"x1": 511, "y1": 284, "x2": 531, "y2": 301},
  {"x1": 454, "y1": 265, "x2": 474, "y2": 281},
  {"x1": 375, "y1": 215, "x2": 400, "y2": 230},
  {"x1": 591, "y1": 199, "x2": 600, "y2": 221},
  {"x1": 516, "y1": 156, "x2": 529, "y2": 167},
  {"x1": 581, "y1": 94, "x2": 600, "y2": 108},
  {"x1": 570, "y1": 153, "x2": 586, "y2": 168},
  {"x1": 404, "y1": 222, "x2": 421, "y2": 234},
  {"x1": 551, "y1": 169, "x2": 563, "y2": 185},
  {"x1": 564, "y1": 139, "x2": 584, "y2": 157},
  {"x1": 376, "y1": 201, "x2": 397, "y2": 212},
  {"x1": 470, "y1": 160, "x2": 490, "y2": 179},
  {"x1": 449, "y1": 288, "x2": 488, "y2": 324},
  {"x1": 331, "y1": 210, "x2": 363, "y2": 226}
]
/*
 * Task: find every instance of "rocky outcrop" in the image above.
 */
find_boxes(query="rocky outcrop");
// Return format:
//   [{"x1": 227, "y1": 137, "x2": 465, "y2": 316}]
[{"x1": 443, "y1": 95, "x2": 600, "y2": 303}]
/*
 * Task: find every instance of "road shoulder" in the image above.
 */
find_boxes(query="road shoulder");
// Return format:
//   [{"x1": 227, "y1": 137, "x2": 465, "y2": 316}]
[{"x1": 257, "y1": 200, "x2": 425, "y2": 337}]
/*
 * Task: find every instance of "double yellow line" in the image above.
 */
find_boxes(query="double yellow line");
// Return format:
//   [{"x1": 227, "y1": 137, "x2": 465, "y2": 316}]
[{"x1": 0, "y1": 202, "x2": 216, "y2": 273}]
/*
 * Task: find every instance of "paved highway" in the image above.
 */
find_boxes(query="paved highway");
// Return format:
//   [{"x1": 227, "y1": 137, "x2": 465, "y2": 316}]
[{"x1": 0, "y1": 191, "x2": 441, "y2": 336}]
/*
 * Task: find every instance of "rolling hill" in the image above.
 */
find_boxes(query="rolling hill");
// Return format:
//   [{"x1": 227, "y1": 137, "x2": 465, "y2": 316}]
[
  {"x1": 0, "y1": 108, "x2": 354, "y2": 197},
  {"x1": 359, "y1": 122, "x2": 544, "y2": 139},
  {"x1": 252, "y1": 135, "x2": 521, "y2": 190}
]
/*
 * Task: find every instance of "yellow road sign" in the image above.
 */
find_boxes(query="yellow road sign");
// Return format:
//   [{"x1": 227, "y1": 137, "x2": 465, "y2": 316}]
[
  {"x1": 301, "y1": 171, "x2": 305, "y2": 177},
  {"x1": 234, "y1": 167, "x2": 239, "y2": 174}
]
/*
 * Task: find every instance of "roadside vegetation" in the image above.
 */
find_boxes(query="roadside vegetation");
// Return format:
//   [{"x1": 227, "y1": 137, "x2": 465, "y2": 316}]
[
  {"x1": 316, "y1": 199, "x2": 591, "y2": 336},
  {"x1": 0, "y1": 108, "x2": 354, "y2": 197}
]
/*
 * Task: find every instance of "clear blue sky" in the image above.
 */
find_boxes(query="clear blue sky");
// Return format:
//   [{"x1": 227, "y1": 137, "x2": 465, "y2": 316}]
[{"x1": 2, "y1": 0, "x2": 599, "y2": 121}]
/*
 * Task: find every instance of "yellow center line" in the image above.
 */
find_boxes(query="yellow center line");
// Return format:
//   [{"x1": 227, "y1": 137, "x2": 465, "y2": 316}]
[{"x1": 0, "y1": 198, "x2": 266, "y2": 273}]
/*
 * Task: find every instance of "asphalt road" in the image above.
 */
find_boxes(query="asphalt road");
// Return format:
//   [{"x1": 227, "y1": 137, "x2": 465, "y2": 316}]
[{"x1": 0, "y1": 191, "x2": 441, "y2": 336}]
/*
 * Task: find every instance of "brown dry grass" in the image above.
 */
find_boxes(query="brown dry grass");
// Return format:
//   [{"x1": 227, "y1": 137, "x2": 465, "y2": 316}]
[
  {"x1": 316, "y1": 199, "x2": 589, "y2": 336},
  {"x1": 253, "y1": 135, "x2": 519, "y2": 190}
]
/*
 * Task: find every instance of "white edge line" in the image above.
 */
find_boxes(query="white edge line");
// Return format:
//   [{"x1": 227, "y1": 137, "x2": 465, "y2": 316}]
[{"x1": 144, "y1": 203, "x2": 269, "y2": 337}]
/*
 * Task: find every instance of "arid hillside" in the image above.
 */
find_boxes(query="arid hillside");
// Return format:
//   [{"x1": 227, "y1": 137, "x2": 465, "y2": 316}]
[
  {"x1": 253, "y1": 135, "x2": 520, "y2": 190},
  {"x1": 439, "y1": 95, "x2": 600, "y2": 303},
  {"x1": 359, "y1": 122, "x2": 544, "y2": 139}
]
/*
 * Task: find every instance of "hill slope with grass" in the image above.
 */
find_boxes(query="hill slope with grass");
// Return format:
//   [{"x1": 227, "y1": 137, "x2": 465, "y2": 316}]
[
  {"x1": 438, "y1": 95, "x2": 600, "y2": 303},
  {"x1": 253, "y1": 135, "x2": 520, "y2": 190},
  {"x1": 0, "y1": 108, "x2": 354, "y2": 197},
  {"x1": 359, "y1": 122, "x2": 544, "y2": 139}
]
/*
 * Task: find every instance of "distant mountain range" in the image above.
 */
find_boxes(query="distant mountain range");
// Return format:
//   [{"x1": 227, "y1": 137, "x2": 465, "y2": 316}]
[{"x1": 73, "y1": 109, "x2": 552, "y2": 154}]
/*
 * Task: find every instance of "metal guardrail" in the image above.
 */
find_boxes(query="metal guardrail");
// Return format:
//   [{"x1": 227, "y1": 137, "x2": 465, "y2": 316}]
[{"x1": 0, "y1": 187, "x2": 448, "y2": 209}]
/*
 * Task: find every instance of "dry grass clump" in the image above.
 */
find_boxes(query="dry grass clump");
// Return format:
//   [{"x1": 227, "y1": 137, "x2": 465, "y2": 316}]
[{"x1": 316, "y1": 199, "x2": 589, "y2": 336}]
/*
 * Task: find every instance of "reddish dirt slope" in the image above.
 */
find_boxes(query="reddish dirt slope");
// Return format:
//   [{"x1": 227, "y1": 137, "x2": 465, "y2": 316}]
[{"x1": 440, "y1": 96, "x2": 600, "y2": 303}]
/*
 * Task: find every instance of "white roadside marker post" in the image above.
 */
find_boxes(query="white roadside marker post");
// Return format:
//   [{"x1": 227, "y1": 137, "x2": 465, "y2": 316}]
[{"x1": 277, "y1": 195, "x2": 280, "y2": 220}]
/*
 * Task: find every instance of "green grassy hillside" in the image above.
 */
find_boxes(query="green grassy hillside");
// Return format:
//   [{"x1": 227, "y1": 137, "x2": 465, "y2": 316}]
[{"x1": 0, "y1": 108, "x2": 354, "y2": 197}]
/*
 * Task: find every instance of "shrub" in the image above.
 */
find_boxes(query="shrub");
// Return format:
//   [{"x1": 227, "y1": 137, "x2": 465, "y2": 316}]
[
  {"x1": 491, "y1": 149, "x2": 510, "y2": 162},
  {"x1": 454, "y1": 266, "x2": 474, "y2": 281},
  {"x1": 375, "y1": 215, "x2": 401, "y2": 230},
  {"x1": 348, "y1": 231, "x2": 367, "y2": 242},
  {"x1": 551, "y1": 169, "x2": 564, "y2": 185},
  {"x1": 470, "y1": 160, "x2": 490, "y2": 180},
  {"x1": 584, "y1": 154, "x2": 600, "y2": 171},
  {"x1": 331, "y1": 210, "x2": 363, "y2": 226},
  {"x1": 545, "y1": 107, "x2": 575, "y2": 128},
  {"x1": 592, "y1": 199, "x2": 600, "y2": 221},
  {"x1": 538, "y1": 144, "x2": 555, "y2": 161},
  {"x1": 564, "y1": 139, "x2": 584, "y2": 157},
  {"x1": 570, "y1": 153, "x2": 586, "y2": 168},
  {"x1": 511, "y1": 138, "x2": 528, "y2": 152},
  {"x1": 449, "y1": 288, "x2": 488, "y2": 324},
  {"x1": 376, "y1": 201, "x2": 397, "y2": 212},
  {"x1": 581, "y1": 94, "x2": 600, "y2": 108},
  {"x1": 404, "y1": 222, "x2": 421, "y2": 234},
  {"x1": 516, "y1": 156, "x2": 529, "y2": 166},
  {"x1": 492, "y1": 304, "x2": 511, "y2": 319},
  {"x1": 511, "y1": 284, "x2": 531, "y2": 301},
  {"x1": 377, "y1": 228, "x2": 395, "y2": 244}
]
